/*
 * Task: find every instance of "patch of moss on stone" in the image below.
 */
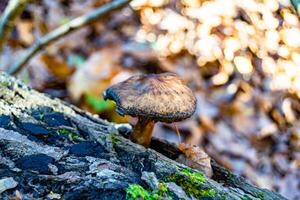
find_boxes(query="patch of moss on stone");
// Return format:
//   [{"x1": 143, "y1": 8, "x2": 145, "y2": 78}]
[
  {"x1": 110, "y1": 134, "x2": 121, "y2": 145},
  {"x1": 58, "y1": 128, "x2": 82, "y2": 141},
  {"x1": 126, "y1": 183, "x2": 171, "y2": 200},
  {"x1": 241, "y1": 195, "x2": 252, "y2": 200},
  {"x1": 0, "y1": 81, "x2": 10, "y2": 88},
  {"x1": 200, "y1": 188, "x2": 217, "y2": 197},
  {"x1": 254, "y1": 192, "x2": 265, "y2": 200},
  {"x1": 126, "y1": 184, "x2": 151, "y2": 200},
  {"x1": 181, "y1": 168, "x2": 206, "y2": 183},
  {"x1": 165, "y1": 168, "x2": 219, "y2": 199},
  {"x1": 157, "y1": 182, "x2": 168, "y2": 197},
  {"x1": 220, "y1": 195, "x2": 227, "y2": 200},
  {"x1": 58, "y1": 128, "x2": 73, "y2": 135}
]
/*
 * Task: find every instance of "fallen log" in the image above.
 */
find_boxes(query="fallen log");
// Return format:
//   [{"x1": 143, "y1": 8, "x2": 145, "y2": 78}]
[{"x1": 0, "y1": 72, "x2": 286, "y2": 200}]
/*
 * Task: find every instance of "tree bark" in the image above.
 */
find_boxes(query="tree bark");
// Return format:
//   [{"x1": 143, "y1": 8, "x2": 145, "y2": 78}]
[{"x1": 0, "y1": 72, "x2": 286, "y2": 200}]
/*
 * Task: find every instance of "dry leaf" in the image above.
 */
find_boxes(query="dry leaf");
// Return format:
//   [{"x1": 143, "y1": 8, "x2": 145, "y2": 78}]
[
  {"x1": 40, "y1": 54, "x2": 73, "y2": 80},
  {"x1": 177, "y1": 143, "x2": 213, "y2": 177},
  {"x1": 68, "y1": 45, "x2": 123, "y2": 101}
]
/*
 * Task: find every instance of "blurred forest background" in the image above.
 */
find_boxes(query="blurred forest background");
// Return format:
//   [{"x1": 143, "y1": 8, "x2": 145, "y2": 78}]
[{"x1": 0, "y1": 0, "x2": 299, "y2": 199}]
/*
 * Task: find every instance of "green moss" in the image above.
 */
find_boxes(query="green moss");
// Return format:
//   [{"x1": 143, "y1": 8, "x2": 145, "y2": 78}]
[
  {"x1": 242, "y1": 193, "x2": 264, "y2": 200},
  {"x1": 58, "y1": 128, "x2": 73, "y2": 135},
  {"x1": 166, "y1": 168, "x2": 218, "y2": 199},
  {"x1": 0, "y1": 81, "x2": 10, "y2": 87},
  {"x1": 158, "y1": 182, "x2": 168, "y2": 196},
  {"x1": 58, "y1": 128, "x2": 83, "y2": 141},
  {"x1": 220, "y1": 195, "x2": 227, "y2": 200},
  {"x1": 241, "y1": 195, "x2": 251, "y2": 200},
  {"x1": 254, "y1": 192, "x2": 265, "y2": 200},
  {"x1": 181, "y1": 168, "x2": 206, "y2": 183},
  {"x1": 126, "y1": 184, "x2": 151, "y2": 200},
  {"x1": 222, "y1": 170, "x2": 237, "y2": 185},
  {"x1": 200, "y1": 189, "x2": 217, "y2": 197},
  {"x1": 110, "y1": 134, "x2": 121, "y2": 145},
  {"x1": 126, "y1": 183, "x2": 171, "y2": 200}
]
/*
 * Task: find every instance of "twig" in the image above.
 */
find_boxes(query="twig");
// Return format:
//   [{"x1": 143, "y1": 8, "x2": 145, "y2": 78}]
[
  {"x1": 7, "y1": 0, "x2": 132, "y2": 75},
  {"x1": 0, "y1": 0, "x2": 31, "y2": 52}
]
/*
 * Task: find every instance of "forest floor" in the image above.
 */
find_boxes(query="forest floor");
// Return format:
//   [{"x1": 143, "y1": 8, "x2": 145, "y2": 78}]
[{"x1": 0, "y1": 0, "x2": 299, "y2": 199}]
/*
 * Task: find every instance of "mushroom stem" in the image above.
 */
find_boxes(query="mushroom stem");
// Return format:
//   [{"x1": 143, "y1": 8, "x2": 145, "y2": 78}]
[{"x1": 130, "y1": 117, "x2": 155, "y2": 147}]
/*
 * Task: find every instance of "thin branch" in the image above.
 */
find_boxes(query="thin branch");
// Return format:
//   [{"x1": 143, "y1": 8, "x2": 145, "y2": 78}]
[
  {"x1": 7, "y1": 0, "x2": 132, "y2": 75},
  {"x1": 0, "y1": 0, "x2": 31, "y2": 52}
]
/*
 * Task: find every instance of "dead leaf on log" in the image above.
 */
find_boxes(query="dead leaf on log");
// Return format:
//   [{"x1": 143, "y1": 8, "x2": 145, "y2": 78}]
[{"x1": 177, "y1": 143, "x2": 213, "y2": 177}]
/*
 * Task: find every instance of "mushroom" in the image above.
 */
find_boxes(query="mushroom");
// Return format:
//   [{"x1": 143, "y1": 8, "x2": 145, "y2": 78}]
[{"x1": 103, "y1": 73, "x2": 196, "y2": 147}]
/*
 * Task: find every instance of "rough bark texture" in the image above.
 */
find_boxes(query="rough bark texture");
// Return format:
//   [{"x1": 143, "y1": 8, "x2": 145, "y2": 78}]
[{"x1": 0, "y1": 72, "x2": 286, "y2": 200}]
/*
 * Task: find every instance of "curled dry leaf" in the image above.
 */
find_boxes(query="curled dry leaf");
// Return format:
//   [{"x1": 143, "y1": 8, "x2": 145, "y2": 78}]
[{"x1": 177, "y1": 143, "x2": 213, "y2": 177}]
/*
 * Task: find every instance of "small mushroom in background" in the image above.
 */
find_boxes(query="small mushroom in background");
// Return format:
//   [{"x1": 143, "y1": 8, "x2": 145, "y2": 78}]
[{"x1": 103, "y1": 72, "x2": 196, "y2": 147}]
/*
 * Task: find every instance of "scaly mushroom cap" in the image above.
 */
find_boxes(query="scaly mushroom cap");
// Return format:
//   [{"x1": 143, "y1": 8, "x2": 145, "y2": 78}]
[{"x1": 103, "y1": 73, "x2": 197, "y2": 123}]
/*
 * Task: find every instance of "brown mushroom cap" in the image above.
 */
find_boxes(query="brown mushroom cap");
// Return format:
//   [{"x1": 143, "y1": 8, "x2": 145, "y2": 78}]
[{"x1": 103, "y1": 73, "x2": 197, "y2": 123}]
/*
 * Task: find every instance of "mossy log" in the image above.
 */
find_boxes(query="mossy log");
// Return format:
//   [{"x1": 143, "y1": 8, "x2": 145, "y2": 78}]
[{"x1": 0, "y1": 72, "x2": 286, "y2": 200}]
